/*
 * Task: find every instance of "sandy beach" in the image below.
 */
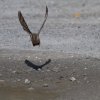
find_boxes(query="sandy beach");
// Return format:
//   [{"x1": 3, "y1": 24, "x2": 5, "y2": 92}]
[{"x1": 0, "y1": 0, "x2": 100, "y2": 100}]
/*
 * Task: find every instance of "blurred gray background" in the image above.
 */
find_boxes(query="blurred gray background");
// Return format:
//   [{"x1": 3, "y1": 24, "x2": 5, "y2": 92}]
[{"x1": 0, "y1": 0, "x2": 100, "y2": 57}]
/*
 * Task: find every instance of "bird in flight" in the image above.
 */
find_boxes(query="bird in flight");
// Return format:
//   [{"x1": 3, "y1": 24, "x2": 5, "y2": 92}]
[{"x1": 18, "y1": 6, "x2": 48, "y2": 46}]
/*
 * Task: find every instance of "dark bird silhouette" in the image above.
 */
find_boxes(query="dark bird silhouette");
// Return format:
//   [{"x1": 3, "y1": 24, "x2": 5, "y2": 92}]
[
  {"x1": 18, "y1": 6, "x2": 48, "y2": 46},
  {"x1": 25, "y1": 59, "x2": 51, "y2": 70}
]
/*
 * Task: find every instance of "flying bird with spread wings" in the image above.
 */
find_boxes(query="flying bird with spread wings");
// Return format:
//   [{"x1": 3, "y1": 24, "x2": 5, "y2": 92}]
[{"x1": 18, "y1": 6, "x2": 48, "y2": 46}]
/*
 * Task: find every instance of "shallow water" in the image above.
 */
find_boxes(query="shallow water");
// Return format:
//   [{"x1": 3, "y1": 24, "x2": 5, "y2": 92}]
[
  {"x1": 0, "y1": 0, "x2": 100, "y2": 57},
  {"x1": 0, "y1": 86, "x2": 58, "y2": 100}
]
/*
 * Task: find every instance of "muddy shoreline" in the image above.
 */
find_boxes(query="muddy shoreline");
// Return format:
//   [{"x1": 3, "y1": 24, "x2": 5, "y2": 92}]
[
  {"x1": 0, "y1": 49, "x2": 100, "y2": 100},
  {"x1": 0, "y1": 0, "x2": 100, "y2": 99}
]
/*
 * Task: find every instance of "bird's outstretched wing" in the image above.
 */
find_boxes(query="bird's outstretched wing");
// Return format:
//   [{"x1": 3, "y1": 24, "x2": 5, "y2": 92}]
[
  {"x1": 38, "y1": 6, "x2": 48, "y2": 34},
  {"x1": 18, "y1": 11, "x2": 32, "y2": 35}
]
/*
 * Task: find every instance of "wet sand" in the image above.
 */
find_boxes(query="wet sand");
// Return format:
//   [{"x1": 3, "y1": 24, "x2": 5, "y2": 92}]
[
  {"x1": 0, "y1": 0, "x2": 100, "y2": 99},
  {"x1": 0, "y1": 49, "x2": 100, "y2": 100}
]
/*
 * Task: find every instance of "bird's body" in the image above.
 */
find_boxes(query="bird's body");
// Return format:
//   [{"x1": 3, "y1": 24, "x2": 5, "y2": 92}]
[{"x1": 30, "y1": 33, "x2": 40, "y2": 46}]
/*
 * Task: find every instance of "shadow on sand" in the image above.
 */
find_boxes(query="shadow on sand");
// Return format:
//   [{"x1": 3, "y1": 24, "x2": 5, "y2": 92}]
[{"x1": 25, "y1": 59, "x2": 51, "y2": 70}]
